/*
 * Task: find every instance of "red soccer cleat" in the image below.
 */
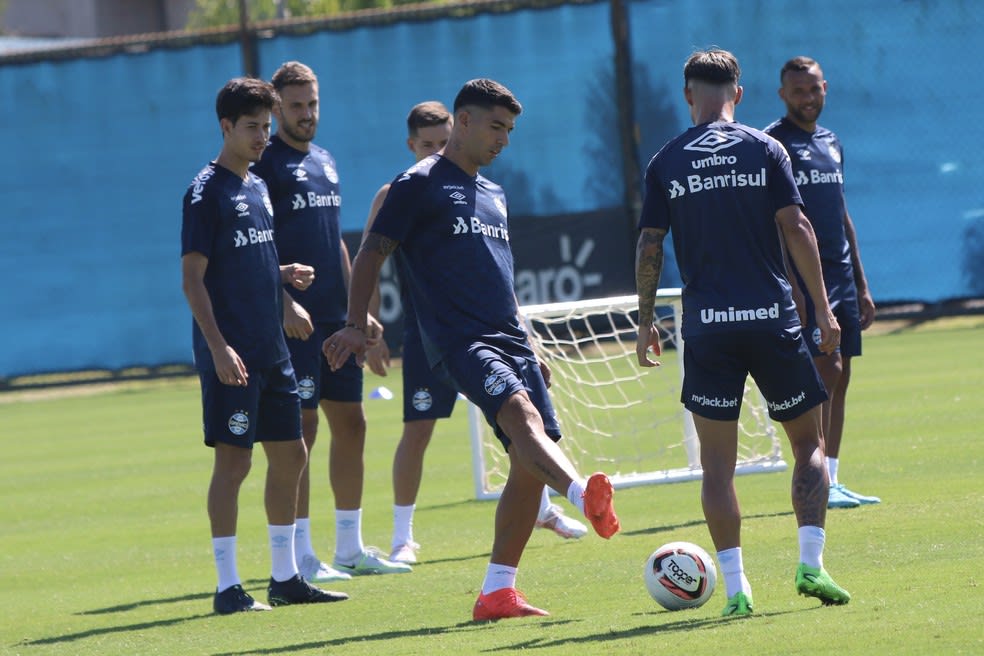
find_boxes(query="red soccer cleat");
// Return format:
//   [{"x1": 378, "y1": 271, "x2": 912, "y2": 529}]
[
  {"x1": 472, "y1": 588, "x2": 550, "y2": 621},
  {"x1": 583, "y1": 472, "x2": 621, "y2": 538}
]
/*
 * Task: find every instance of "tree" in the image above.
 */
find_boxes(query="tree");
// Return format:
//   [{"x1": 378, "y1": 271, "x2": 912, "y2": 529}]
[{"x1": 186, "y1": 0, "x2": 440, "y2": 29}]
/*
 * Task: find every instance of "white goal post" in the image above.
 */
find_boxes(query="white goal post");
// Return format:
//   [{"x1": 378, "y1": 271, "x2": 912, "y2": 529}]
[{"x1": 468, "y1": 289, "x2": 786, "y2": 500}]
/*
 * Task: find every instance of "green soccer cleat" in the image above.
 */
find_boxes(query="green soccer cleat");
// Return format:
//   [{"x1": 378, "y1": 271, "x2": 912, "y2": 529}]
[
  {"x1": 795, "y1": 564, "x2": 851, "y2": 606},
  {"x1": 834, "y1": 483, "x2": 881, "y2": 505},
  {"x1": 721, "y1": 591, "x2": 753, "y2": 617},
  {"x1": 827, "y1": 484, "x2": 861, "y2": 509}
]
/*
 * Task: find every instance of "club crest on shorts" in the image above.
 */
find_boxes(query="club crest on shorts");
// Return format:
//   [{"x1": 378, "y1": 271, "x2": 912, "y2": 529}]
[
  {"x1": 297, "y1": 376, "x2": 315, "y2": 400},
  {"x1": 484, "y1": 373, "x2": 507, "y2": 396},
  {"x1": 228, "y1": 411, "x2": 249, "y2": 436},
  {"x1": 412, "y1": 389, "x2": 433, "y2": 412},
  {"x1": 812, "y1": 327, "x2": 822, "y2": 346}
]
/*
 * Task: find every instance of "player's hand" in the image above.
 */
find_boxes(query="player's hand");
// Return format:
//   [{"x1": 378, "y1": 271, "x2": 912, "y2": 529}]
[
  {"x1": 282, "y1": 263, "x2": 315, "y2": 291},
  {"x1": 323, "y1": 326, "x2": 367, "y2": 372},
  {"x1": 858, "y1": 289, "x2": 876, "y2": 330},
  {"x1": 365, "y1": 339, "x2": 391, "y2": 377},
  {"x1": 366, "y1": 314, "x2": 384, "y2": 350},
  {"x1": 211, "y1": 345, "x2": 249, "y2": 386},
  {"x1": 635, "y1": 322, "x2": 662, "y2": 368},
  {"x1": 537, "y1": 357, "x2": 552, "y2": 389},
  {"x1": 283, "y1": 300, "x2": 313, "y2": 340},
  {"x1": 815, "y1": 309, "x2": 841, "y2": 355}
]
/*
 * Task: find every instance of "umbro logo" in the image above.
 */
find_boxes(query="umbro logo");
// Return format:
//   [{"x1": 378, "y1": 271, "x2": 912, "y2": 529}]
[
  {"x1": 796, "y1": 148, "x2": 812, "y2": 160},
  {"x1": 293, "y1": 167, "x2": 308, "y2": 181},
  {"x1": 235, "y1": 202, "x2": 249, "y2": 217},
  {"x1": 449, "y1": 191, "x2": 467, "y2": 205},
  {"x1": 683, "y1": 130, "x2": 742, "y2": 154}
]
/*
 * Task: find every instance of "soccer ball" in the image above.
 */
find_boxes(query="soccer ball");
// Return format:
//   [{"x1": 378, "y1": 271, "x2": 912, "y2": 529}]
[{"x1": 644, "y1": 541, "x2": 717, "y2": 610}]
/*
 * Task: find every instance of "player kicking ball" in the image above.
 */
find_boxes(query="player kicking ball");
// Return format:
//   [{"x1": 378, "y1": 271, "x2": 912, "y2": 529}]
[{"x1": 325, "y1": 79, "x2": 618, "y2": 620}]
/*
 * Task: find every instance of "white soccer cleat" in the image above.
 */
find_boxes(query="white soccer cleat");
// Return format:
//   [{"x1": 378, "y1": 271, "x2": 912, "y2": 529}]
[
  {"x1": 298, "y1": 554, "x2": 352, "y2": 582},
  {"x1": 389, "y1": 541, "x2": 420, "y2": 565},
  {"x1": 536, "y1": 503, "x2": 588, "y2": 539},
  {"x1": 333, "y1": 547, "x2": 413, "y2": 575}
]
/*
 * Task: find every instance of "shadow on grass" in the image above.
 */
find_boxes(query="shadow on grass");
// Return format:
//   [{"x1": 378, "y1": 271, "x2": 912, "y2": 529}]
[
  {"x1": 621, "y1": 509, "x2": 795, "y2": 537},
  {"x1": 209, "y1": 619, "x2": 576, "y2": 655},
  {"x1": 79, "y1": 590, "x2": 213, "y2": 615},
  {"x1": 17, "y1": 613, "x2": 214, "y2": 646},
  {"x1": 485, "y1": 609, "x2": 800, "y2": 651}
]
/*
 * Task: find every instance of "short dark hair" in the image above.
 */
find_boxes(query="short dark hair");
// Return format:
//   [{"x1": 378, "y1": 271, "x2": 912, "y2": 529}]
[
  {"x1": 270, "y1": 61, "x2": 318, "y2": 92},
  {"x1": 215, "y1": 77, "x2": 278, "y2": 124},
  {"x1": 452, "y1": 78, "x2": 522, "y2": 115},
  {"x1": 780, "y1": 56, "x2": 821, "y2": 83},
  {"x1": 684, "y1": 49, "x2": 741, "y2": 86},
  {"x1": 407, "y1": 101, "x2": 451, "y2": 137}
]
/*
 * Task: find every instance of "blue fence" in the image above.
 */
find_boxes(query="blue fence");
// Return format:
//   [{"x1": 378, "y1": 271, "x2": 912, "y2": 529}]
[{"x1": 1, "y1": 0, "x2": 980, "y2": 377}]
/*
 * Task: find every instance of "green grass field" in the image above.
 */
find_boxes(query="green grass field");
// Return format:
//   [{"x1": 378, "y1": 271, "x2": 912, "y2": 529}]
[{"x1": 2, "y1": 318, "x2": 982, "y2": 655}]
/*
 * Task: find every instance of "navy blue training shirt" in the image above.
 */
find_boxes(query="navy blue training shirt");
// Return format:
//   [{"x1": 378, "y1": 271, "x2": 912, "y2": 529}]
[
  {"x1": 765, "y1": 118, "x2": 854, "y2": 291},
  {"x1": 181, "y1": 162, "x2": 288, "y2": 369},
  {"x1": 369, "y1": 154, "x2": 528, "y2": 366},
  {"x1": 639, "y1": 121, "x2": 803, "y2": 337},
  {"x1": 252, "y1": 135, "x2": 347, "y2": 324}
]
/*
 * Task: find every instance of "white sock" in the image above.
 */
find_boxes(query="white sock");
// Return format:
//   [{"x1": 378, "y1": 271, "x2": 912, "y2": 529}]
[
  {"x1": 717, "y1": 547, "x2": 752, "y2": 598},
  {"x1": 294, "y1": 517, "x2": 315, "y2": 562},
  {"x1": 566, "y1": 480, "x2": 586, "y2": 515},
  {"x1": 537, "y1": 487, "x2": 552, "y2": 521},
  {"x1": 827, "y1": 457, "x2": 839, "y2": 485},
  {"x1": 392, "y1": 504, "x2": 415, "y2": 549},
  {"x1": 335, "y1": 508, "x2": 365, "y2": 563},
  {"x1": 268, "y1": 524, "x2": 298, "y2": 582},
  {"x1": 481, "y1": 563, "x2": 518, "y2": 595},
  {"x1": 212, "y1": 535, "x2": 240, "y2": 592},
  {"x1": 798, "y1": 525, "x2": 825, "y2": 569}
]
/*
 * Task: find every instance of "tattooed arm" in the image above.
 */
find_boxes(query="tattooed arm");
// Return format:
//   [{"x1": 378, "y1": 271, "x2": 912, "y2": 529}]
[
  {"x1": 323, "y1": 232, "x2": 399, "y2": 371},
  {"x1": 635, "y1": 227, "x2": 667, "y2": 367}
]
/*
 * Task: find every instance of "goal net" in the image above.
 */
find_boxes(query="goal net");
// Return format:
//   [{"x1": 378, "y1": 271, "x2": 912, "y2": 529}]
[{"x1": 468, "y1": 289, "x2": 786, "y2": 500}]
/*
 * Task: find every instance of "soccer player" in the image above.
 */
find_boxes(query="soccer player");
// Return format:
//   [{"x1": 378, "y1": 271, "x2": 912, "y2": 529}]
[
  {"x1": 324, "y1": 79, "x2": 620, "y2": 620},
  {"x1": 765, "y1": 56, "x2": 880, "y2": 509},
  {"x1": 361, "y1": 101, "x2": 587, "y2": 565},
  {"x1": 181, "y1": 76, "x2": 348, "y2": 614},
  {"x1": 252, "y1": 61, "x2": 410, "y2": 579},
  {"x1": 634, "y1": 50, "x2": 851, "y2": 616}
]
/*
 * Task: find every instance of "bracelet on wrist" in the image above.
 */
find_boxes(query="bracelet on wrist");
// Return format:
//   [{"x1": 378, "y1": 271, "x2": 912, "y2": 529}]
[{"x1": 345, "y1": 322, "x2": 366, "y2": 334}]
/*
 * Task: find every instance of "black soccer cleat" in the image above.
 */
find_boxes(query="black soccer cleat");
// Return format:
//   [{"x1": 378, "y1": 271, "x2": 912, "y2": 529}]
[
  {"x1": 213, "y1": 584, "x2": 272, "y2": 614},
  {"x1": 267, "y1": 574, "x2": 350, "y2": 606}
]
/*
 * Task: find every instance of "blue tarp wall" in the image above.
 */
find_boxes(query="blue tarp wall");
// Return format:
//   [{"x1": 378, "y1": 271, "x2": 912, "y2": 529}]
[{"x1": 1, "y1": 0, "x2": 981, "y2": 377}]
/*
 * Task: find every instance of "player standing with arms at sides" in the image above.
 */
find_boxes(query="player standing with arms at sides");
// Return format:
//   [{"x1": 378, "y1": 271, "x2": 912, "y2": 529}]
[
  {"x1": 361, "y1": 101, "x2": 588, "y2": 565},
  {"x1": 765, "y1": 56, "x2": 879, "y2": 510},
  {"x1": 181, "y1": 77, "x2": 348, "y2": 614},
  {"x1": 325, "y1": 79, "x2": 620, "y2": 621},
  {"x1": 252, "y1": 61, "x2": 410, "y2": 580},
  {"x1": 634, "y1": 50, "x2": 851, "y2": 617}
]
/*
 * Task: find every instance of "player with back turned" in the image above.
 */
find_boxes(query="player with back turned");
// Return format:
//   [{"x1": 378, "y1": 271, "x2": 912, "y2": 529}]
[{"x1": 634, "y1": 49, "x2": 852, "y2": 616}]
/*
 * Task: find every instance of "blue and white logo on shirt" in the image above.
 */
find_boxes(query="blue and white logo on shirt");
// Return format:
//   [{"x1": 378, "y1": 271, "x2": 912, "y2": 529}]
[
  {"x1": 323, "y1": 162, "x2": 339, "y2": 184},
  {"x1": 228, "y1": 411, "x2": 249, "y2": 436},
  {"x1": 683, "y1": 130, "x2": 742, "y2": 154},
  {"x1": 484, "y1": 374, "x2": 507, "y2": 396}
]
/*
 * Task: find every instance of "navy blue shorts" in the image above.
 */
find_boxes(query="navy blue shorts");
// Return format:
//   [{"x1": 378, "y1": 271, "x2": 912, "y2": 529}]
[
  {"x1": 437, "y1": 341, "x2": 561, "y2": 451},
  {"x1": 802, "y1": 292, "x2": 862, "y2": 359},
  {"x1": 402, "y1": 329, "x2": 458, "y2": 422},
  {"x1": 682, "y1": 329, "x2": 827, "y2": 422},
  {"x1": 199, "y1": 358, "x2": 302, "y2": 448},
  {"x1": 286, "y1": 321, "x2": 363, "y2": 408}
]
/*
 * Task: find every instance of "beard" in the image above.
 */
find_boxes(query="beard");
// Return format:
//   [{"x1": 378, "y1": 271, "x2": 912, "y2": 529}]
[
  {"x1": 282, "y1": 120, "x2": 317, "y2": 144},
  {"x1": 789, "y1": 102, "x2": 824, "y2": 125}
]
